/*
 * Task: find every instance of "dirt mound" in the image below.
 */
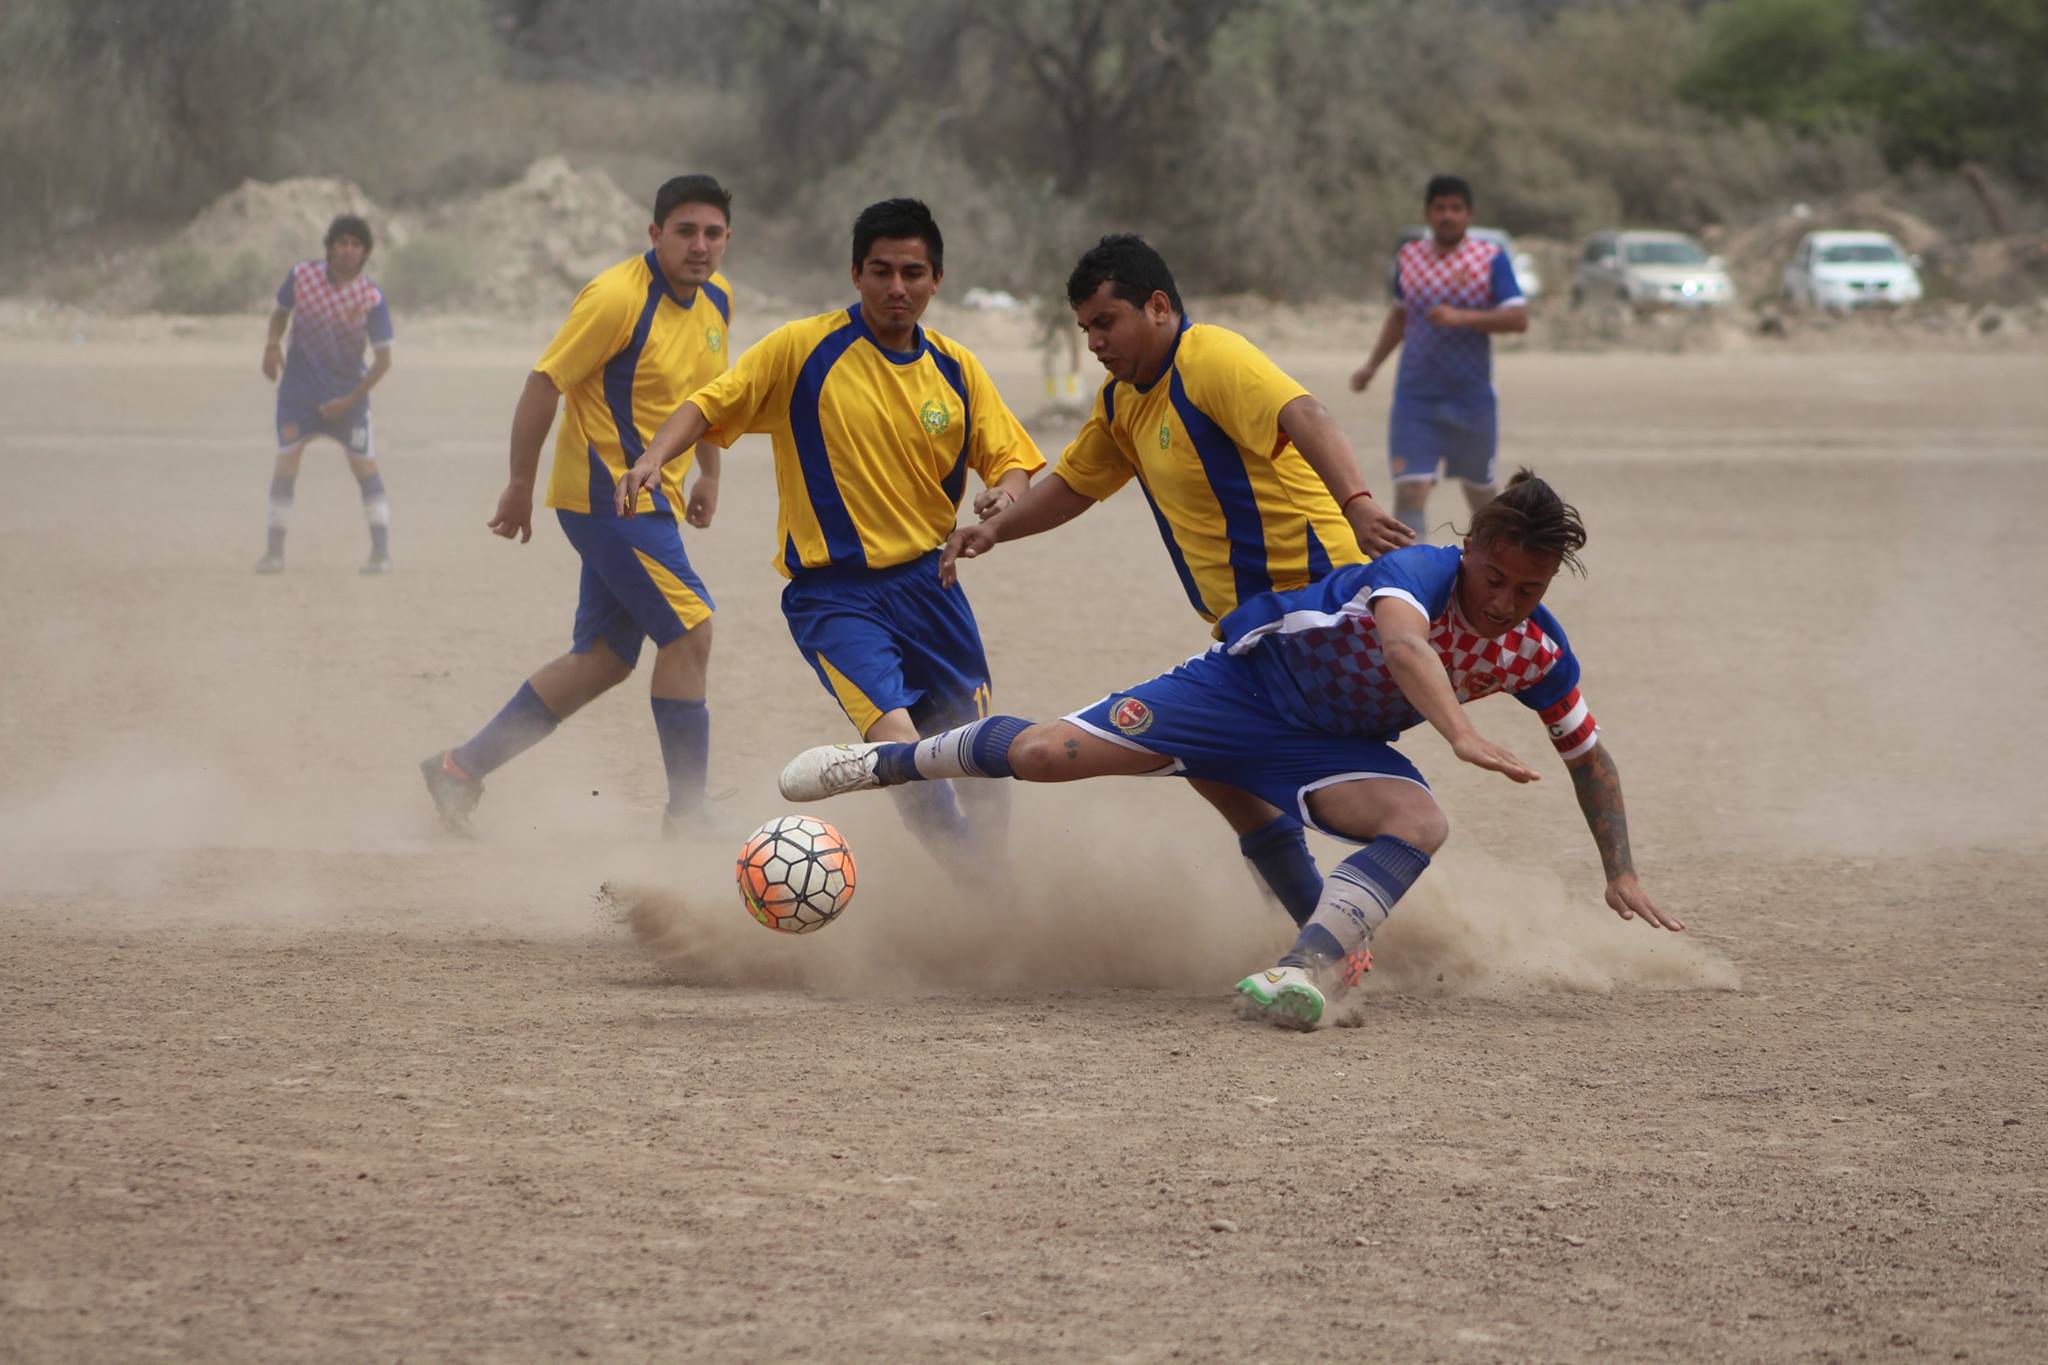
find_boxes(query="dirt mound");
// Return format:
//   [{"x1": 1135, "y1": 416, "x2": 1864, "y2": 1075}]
[{"x1": 410, "y1": 157, "x2": 647, "y2": 314}]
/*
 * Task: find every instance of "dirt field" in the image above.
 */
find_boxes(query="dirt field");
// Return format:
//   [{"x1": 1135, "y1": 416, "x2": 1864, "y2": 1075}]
[{"x1": 3, "y1": 308, "x2": 2045, "y2": 1362}]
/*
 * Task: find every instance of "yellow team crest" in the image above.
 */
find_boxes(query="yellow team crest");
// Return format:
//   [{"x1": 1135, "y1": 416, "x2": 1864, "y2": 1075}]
[
  {"x1": 919, "y1": 398, "x2": 952, "y2": 435},
  {"x1": 704, "y1": 326, "x2": 723, "y2": 353},
  {"x1": 1157, "y1": 419, "x2": 1172, "y2": 450}
]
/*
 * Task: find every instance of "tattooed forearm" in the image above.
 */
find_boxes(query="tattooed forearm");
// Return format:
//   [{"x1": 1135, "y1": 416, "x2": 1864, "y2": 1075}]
[
  {"x1": 1064, "y1": 738, "x2": 1079, "y2": 762},
  {"x1": 1569, "y1": 743, "x2": 1634, "y2": 881}
]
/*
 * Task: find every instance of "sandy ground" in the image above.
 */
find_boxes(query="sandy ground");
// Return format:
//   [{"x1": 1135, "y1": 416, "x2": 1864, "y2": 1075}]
[{"x1": 2, "y1": 307, "x2": 2045, "y2": 1363}]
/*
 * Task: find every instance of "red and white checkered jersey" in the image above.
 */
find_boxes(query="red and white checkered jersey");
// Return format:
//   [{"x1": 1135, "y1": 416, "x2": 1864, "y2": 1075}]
[
  {"x1": 1220, "y1": 545, "x2": 1598, "y2": 759},
  {"x1": 276, "y1": 261, "x2": 394, "y2": 404},
  {"x1": 1393, "y1": 236, "x2": 1522, "y2": 398}
]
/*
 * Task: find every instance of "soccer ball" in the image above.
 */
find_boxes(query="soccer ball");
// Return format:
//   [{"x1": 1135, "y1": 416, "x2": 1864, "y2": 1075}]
[{"x1": 736, "y1": 815, "x2": 856, "y2": 934}]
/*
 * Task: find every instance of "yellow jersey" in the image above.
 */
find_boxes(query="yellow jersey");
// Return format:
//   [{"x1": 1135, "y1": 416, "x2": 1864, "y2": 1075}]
[
  {"x1": 688, "y1": 305, "x2": 1045, "y2": 576},
  {"x1": 537, "y1": 252, "x2": 733, "y2": 517},
  {"x1": 1053, "y1": 320, "x2": 1364, "y2": 622}
]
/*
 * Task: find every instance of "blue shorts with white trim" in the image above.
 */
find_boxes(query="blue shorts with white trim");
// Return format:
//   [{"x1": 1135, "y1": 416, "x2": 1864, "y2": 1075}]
[
  {"x1": 1389, "y1": 390, "x2": 1497, "y2": 485},
  {"x1": 1066, "y1": 647, "x2": 1427, "y2": 841}
]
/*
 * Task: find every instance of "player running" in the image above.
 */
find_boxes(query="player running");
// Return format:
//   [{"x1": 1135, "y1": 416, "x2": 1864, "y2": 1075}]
[
  {"x1": 941, "y1": 234, "x2": 1414, "y2": 928},
  {"x1": 615, "y1": 198, "x2": 1045, "y2": 869},
  {"x1": 778, "y1": 470, "x2": 1680, "y2": 1028},
  {"x1": 1350, "y1": 175, "x2": 1528, "y2": 538},
  {"x1": 257, "y1": 215, "x2": 395, "y2": 575},
  {"x1": 420, "y1": 175, "x2": 735, "y2": 837}
]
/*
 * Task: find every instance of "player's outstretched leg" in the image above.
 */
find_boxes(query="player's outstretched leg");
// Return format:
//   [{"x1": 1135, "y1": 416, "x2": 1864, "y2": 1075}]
[
  {"x1": 1236, "y1": 813, "x2": 1323, "y2": 927},
  {"x1": 420, "y1": 681, "x2": 562, "y2": 836},
  {"x1": 257, "y1": 447, "x2": 304, "y2": 573},
  {"x1": 778, "y1": 715, "x2": 1034, "y2": 801},
  {"x1": 1235, "y1": 836, "x2": 1433, "y2": 1031}
]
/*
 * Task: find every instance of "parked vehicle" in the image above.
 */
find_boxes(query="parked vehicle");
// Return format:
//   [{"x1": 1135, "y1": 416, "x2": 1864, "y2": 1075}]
[
  {"x1": 1571, "y1": 230, "x2": 1735, "y2": 310},
  {"x1": 1781, "y1": 230, "x2": 1924, "y2": 310},
  {"x1": 1391, "y1": 226, "x2": 1542, "y2": 301}
]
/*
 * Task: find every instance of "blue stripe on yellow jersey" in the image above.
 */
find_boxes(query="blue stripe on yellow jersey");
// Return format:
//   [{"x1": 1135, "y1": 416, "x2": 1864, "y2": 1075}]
[
  {"x1": 538, "y1": 252, "x2": 733, "y2": 517},
  {"x1": 1051, "y1": 319, "x2": 1365, "y2": 623},
  {"x1": 688, "y1": 304, "x2": 1045, "y2": 576}
]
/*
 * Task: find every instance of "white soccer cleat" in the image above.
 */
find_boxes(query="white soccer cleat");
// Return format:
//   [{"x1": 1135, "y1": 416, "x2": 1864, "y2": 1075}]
[
  {"x1": 1234, "y1": 964, "x2": 1327, "y2": 1031},
  {"x1": 778, "y1": 742, "x2": 888, "y2": 802}
]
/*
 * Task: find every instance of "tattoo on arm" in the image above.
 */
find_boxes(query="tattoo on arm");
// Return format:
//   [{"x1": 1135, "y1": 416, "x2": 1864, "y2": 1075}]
[
  {"x1": 1064, "y1": 738, "x2": 1079, "y2": 762},
  {"x1": 1570, "y1": 745, "x2": 1635, "y2": 881}
]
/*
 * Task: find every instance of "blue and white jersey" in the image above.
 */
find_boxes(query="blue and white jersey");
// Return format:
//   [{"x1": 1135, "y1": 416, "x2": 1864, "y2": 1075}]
[
  {"x1": 1392, "y1": 237, "x2": 1522, "y2": 400},
  {"x1": 1217, "y1": 545, "x2": 1598, "y2": 757},
  {"x1": 276, "y1": 260, "x2": 394, "y2": 409}
]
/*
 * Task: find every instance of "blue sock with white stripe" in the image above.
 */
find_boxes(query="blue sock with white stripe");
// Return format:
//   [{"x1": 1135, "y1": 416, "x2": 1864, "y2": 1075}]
[
  {"x1": 1279, "y1": 835, "x2": 1432, "y2": 973},
  {"x1": 451, "y1": 681, "x2": 560, "y2": 779},
  {"x1": 872, "y1": 715, "x2": 1033, "y2": 786},
  {"x1": 266, "y1": 473, "x2": 295, "y2": 555},
  {"x1": 1238, "y1": 815, "x2": 1324, "y2": 927},
  {"x1": 357, "y1": 471, "x2": 390, "y2": 559},
  {"x1": 650, "y1": 696, "x2": 710, "y2": 815}
]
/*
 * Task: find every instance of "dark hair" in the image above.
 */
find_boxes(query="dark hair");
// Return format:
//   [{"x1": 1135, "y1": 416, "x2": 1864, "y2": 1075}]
[
  {"x1": 653, "y1": 174, "x2": 732, "y2": 228},
  {"x1": 1425, "y1": 175, "x2": 1473, "y2": 210},
  {"x1": 324, "y1": 214, "x2": 373, "y2": 255},
  {"x1": 851, "y1": 198, "x2": 943, "y2": 272},
  {"x1": 1065, "y1": 233, "x2": 1184, "y2": 314},
  {"x1": 1465, "y1": 469, "x2": 1587, "y2": 574}
]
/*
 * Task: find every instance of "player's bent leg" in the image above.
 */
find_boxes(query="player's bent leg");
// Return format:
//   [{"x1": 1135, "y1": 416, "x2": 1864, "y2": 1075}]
[
  {"x1": 1237, "y1": 779, "x2": 1445, "y2": 1030},
  {"x1": 778, "y1": 717, "x2": 1165, "y2": 802},
  {"x1": 1189, "y1": 780, "x2": 1322, "y2": 927},
  {"x1": 1392, "y1": 477, "x2": 1434, "y2": 540}
]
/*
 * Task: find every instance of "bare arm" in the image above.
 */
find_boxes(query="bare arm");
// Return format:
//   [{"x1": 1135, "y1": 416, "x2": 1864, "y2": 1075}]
[
  {"x1": 939, "y1": 472, "x2": 1096, "y2": 587},
  {"x1": 261, "y1": 308, "x2": 289, "y2": 381},
  {"x1": 1427, "y1": 303, "x2": 1529, "y2": 334},
  {"x1": 488, "y1": 370, "x2": 561, "y2": 543},
  {"x1": 1349, "y1": 307, "x2": 1405, "y2": 392},
  {"x1": 617, "y1": 401, "x2": 712, "y2": 516},
  {"x1": 1565, "y1": 741, "x2": 1683, "y2": 930},
  {"x1": 684, "y1": 440, "x2": 720, "y2": 527},
  {"x1": 1276, "y1": 394, "x2": 1413, "y2": 555},
  {"x1": 1375, "y1": 598, "x2": 1540, "y2": 783}
]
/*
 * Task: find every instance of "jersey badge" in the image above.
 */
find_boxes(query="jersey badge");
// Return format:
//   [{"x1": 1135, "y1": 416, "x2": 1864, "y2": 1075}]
[
  {"x1": 1157, "y1": 419, "x2": 1172, "y2": 451},
  {"x1": 1109, "y1": 697, "x2": 1155, "y2": 737},
  {"x1": 704, "y1": 326, "x2": 723, "y2": 353},
  {"x1": 919, "y1": 398, "x2": 951, "y2": 435}
]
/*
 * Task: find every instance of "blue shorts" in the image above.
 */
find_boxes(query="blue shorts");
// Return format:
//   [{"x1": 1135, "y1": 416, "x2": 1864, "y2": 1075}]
[
  {"x1": 782, "y1": 549, "x2": 992, "y2": 736},
  {"x1": 1066, "y1": 648, "x2": 1427, "y2": 842},
  {"x1": 276, "y1": 398, "x2": 372, "y2": 456},
  {"x1": 1389, "y1": 391, "x2": 1497, "y2": 486},
  {"x1": 557, "y1": 509, "x2": 714, "y2": 665}
]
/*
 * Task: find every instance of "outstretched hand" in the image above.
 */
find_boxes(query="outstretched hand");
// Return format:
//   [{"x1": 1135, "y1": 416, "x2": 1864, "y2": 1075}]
[
  {"x1": 939, "y1": 524, "x2": 997, "y2": 588},
  {"x1": 614, "y1": 455, "x2": 663, "y2": 517},
  {"x1": 1605, "y1": 873, "x2": 1683, "y2": 931},
  {"x1": 1450, "y1": 732, "x2": 1540, "y2": 783}
]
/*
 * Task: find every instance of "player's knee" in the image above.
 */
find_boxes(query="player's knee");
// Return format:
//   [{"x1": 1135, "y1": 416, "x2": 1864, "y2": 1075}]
[
  {"x1": 1005, "y1": 724, "x2": 1070, "y2": 782},
  {"x1": 1387, "y1": 803, "x2": 1450, "y2": 854}
]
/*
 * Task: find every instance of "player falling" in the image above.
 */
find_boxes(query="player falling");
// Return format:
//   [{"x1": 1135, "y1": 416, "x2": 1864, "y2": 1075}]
[
  {"x1": 257, "y1": 215, "x2": 395, "y2": 575},
  {"x1": 778, "y1": 470, "x2": 1681, "y2": 1029}
]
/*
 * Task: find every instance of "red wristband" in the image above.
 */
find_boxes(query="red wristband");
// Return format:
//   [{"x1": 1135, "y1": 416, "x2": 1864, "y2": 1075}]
[{"x1": 1340, "y1": 489, "x2": 1373, "y2": 511}]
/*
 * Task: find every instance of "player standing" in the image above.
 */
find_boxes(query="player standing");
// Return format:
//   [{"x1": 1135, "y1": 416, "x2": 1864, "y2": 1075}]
[
  {"x1": 940, "y1": 234, "x2": 1413, "y2": 926},
  {"x1": 257, "y1": 215, "x2": 395, "y2": 574},
  {"x1": 420, "y1": 175, "x2": 735, "y2": 837},
  {"x1": 778, "y1": 470, "x2": 1680, "y2": 1028},
  {"x1": 616, "y1": 198, "x2": 1044, "y2": 869},
  {"x1": 1350, "y1": 176, "x2": 1528, "y2": 538}
]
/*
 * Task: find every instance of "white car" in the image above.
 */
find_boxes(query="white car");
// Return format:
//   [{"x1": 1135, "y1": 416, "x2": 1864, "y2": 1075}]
[
  {"x1": 1782, "y1": 231, "x2": 1923, "y2": 310},
  {"x1": 1392, "y1": 226, "x2": 1542, "y2": 301},
  {"x1": 1571, "y1": 230, "x2": 1736, "y2": 310}
]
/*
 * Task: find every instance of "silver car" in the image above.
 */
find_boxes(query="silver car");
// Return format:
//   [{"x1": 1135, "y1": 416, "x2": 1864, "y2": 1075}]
[
  {"x1": 1571, "y1": 230, "x2": 1736, "y2": 310},
  {"x1": 1782, "y1": 231, "x2": 1924, "y2": 310}
]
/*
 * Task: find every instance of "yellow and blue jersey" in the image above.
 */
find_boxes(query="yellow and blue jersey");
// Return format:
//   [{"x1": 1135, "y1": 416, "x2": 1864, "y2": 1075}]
[
  {"x1": 538, "y1": 251, "x2": 732, "y2": 517},
  {"x1": 1053, "y1": 320, "x2": 1366, "y2": 623},
  {"x1": 686, "y1": 305, "x2": 1045, "y2": 577}
]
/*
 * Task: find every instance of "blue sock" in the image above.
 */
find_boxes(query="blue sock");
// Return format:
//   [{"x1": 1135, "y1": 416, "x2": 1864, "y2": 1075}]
[
  {"x1": 873, "y1": 715, "x2": 1034, "y2": 785},
  {"x1": 1280, "y1": 835, "x2": 1433, "y2": 972},
  {"x1": 650, "y1": 696, "x2": 710, "y2": 815},
  {"x1": 266, "y1": 473, "x2": 295, "y2": 554},
  {"x1": 1239, "y1": 815, "x2": 1324, "y2": 926},
  {"x1": 451, "y1": 681, "x2": 560, "y2": 780}
]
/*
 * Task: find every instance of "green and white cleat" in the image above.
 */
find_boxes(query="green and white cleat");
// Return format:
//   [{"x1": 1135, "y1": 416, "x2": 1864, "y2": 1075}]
[
  {"x1": 1234, "y1": 964, "x2": 1327, "y2": 1031},
  {"x1": 778, "y1": 742, "x2": 887, "y2": 802}
]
